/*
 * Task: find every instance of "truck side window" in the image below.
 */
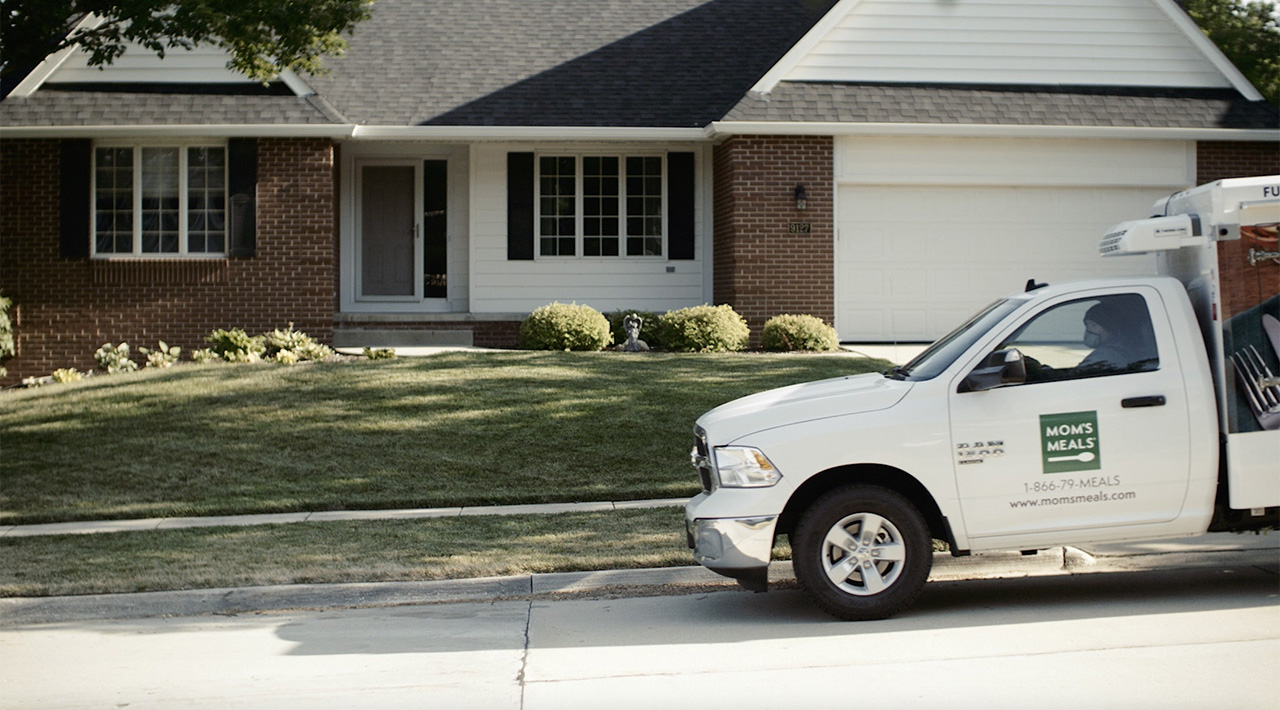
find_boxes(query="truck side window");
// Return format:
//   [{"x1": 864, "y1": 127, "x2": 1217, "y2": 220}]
[{"x1": 998, "y1": 294, "x2": 1159, "y2": 383}]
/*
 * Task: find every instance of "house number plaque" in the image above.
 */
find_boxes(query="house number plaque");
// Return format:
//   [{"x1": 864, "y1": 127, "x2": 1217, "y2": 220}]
[{"x1": 788, "y1": 222, "x2": 812, "y2": 234}]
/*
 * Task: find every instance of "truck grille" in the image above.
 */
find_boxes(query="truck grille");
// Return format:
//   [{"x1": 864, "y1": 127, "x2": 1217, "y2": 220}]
[{"x1": 692, "y1": 426, "x2": 713, "y2": 493}]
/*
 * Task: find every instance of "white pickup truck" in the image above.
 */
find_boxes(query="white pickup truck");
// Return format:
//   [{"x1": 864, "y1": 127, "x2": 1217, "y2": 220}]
[{"x1": 685, "y1": 176, "x2": 1280, "y2": 620}]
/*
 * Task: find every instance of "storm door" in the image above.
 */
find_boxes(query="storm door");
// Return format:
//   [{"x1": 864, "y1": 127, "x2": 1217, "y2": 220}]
[{"x1": 359, "y1": 164, "x2": 418, "y2": 298}]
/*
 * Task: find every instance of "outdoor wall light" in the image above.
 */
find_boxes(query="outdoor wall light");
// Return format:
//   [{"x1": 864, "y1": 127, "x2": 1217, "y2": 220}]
[{"x1": 794, "y1": 185, "x2": 807, "y2": 211}]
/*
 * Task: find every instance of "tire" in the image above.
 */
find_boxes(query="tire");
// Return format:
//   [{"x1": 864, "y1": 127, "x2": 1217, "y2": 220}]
[{"x1": 792, "y1": 485, "x2": 933, "y2": 621}]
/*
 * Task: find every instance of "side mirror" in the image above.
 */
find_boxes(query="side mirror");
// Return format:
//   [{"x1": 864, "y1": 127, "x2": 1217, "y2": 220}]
[{"x1": 960, "y1": 349, "x2": 1027, "y2": 392}]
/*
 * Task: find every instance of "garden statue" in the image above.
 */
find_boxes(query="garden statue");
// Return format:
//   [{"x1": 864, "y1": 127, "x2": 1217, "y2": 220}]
[{"x1": 622, "y1": 313, "x2": 650, "y2": 352}]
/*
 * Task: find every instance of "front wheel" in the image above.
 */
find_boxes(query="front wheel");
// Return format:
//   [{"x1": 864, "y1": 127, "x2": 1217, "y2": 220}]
[{"x1": 792, "y1": 486, "x2": 933, "y2": 620}]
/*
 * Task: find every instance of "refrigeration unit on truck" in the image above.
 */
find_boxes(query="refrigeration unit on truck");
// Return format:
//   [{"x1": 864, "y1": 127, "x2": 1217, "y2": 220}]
[{"x1": 685, "y1": 175, "x2": 1280, "y2": 620}]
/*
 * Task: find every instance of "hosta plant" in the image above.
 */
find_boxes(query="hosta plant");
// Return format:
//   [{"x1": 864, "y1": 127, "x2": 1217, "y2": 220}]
[
  {"x1": 139, "y1": 341, "x2": 182, "y2": 368},
  {"x1": 94, "y1": 343, "x2": 138, "y2": 374}
]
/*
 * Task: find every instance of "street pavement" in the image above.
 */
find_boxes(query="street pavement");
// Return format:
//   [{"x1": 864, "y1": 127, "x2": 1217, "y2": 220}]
[{"x1": 1, "y1": 533, "x2": 1276, "y2": 710}]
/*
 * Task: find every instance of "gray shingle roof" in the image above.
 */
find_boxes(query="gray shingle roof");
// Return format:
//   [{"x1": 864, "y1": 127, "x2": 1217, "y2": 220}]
[
  {"x1": 307, "y1": 0, "x2": 837, "y2": 127},
  {"x1": 1, "y1": 0, "x2": 1274, "y2": 132},
  {"x1": 724, "y1": 82, "x2": 1280, "y2": 130},
  {"x1": 0, "y1": 90, "x2": 343, "y2": 126}
]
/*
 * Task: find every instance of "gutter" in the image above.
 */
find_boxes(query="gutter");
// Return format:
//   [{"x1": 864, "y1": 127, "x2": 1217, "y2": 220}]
[
  {"x1": 3, "y1": 121, "x2": 1275, "y2": 143},
  {"x1": 348, "y1": 125, "x2": 708, "y2": 142},
  {"x1": 0, "y1": 124, "x2": 709, "y2": 142},
  {"x1": 0, "y1": 124, "x2": 359, "y2": 139},
  {"x1": 704, "y1": 121, "x2": 1280, "y2": 142}
]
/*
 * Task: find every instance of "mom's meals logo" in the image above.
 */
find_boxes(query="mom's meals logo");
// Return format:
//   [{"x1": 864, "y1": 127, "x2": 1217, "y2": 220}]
[{"x1": 1040, "y1": 411, "x2": 1101, "y2": 474}]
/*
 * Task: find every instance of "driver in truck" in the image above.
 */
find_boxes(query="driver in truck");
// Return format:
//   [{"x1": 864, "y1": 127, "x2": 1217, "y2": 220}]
[
  {"x1": 1078, "y1": 299, "x2": 1151, "y2": 372},
  {"x1": 1018, "y1": 294, "x2": 1158, "y2": 382}
]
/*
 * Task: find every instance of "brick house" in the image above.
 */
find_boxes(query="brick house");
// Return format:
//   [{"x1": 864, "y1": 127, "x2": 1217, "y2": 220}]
[{"x1": 1, "y1": 0, "x2": 1276, "y2": 383}]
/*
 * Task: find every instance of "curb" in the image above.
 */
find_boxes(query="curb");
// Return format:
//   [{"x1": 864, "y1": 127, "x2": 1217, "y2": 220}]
[
  {"x1": 0, "y1": 566, "x2": 735, "y2": 627},
  {"x1": 3, "y1": 537, "x2": 1274, "y2": 627}
]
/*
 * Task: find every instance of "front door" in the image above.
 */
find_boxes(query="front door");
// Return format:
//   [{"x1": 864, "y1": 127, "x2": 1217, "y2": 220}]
[
  {"x1": 360, "y1": 164, "x2": 417, "y2": 298},
  {"x1": 357, "y1": 160, "x2": 450, "y2": 302},
  {"x1": 948, "y1": 287, "x2": 1193, "y2": 540}
]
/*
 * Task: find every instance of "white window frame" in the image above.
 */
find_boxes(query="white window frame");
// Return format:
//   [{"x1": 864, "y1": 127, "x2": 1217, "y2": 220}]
[
  {"x1": 90, "y1": 140, "x2": 230, "y2": 259},
  {"x1": 534, "y1": 152, "x2": 668, "y2": 260}
]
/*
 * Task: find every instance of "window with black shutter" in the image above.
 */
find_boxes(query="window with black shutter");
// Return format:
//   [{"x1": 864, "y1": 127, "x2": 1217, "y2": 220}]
[
  {"x1": 70, "y1": 138, "x2": 257, "y2": 258},
  {"x1": 511, "y1": 151, "x2": 696, "y2": 260}
]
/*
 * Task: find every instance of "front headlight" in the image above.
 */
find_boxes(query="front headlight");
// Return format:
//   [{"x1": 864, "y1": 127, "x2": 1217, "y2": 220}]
[{"x1": 713, "y1": 446, "x2": 783, "y2": 488}]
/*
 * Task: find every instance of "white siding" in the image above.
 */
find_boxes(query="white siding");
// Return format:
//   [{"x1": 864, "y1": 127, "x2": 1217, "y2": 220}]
[
  {"x1": 834, "y1": 136, "x2": 1192, "y2": 341},
  {"x1": 785, "y1": 0, "x2": 1231, "y2": 89},
  {"x1": 468, "y1": 144, "x2": 711, "y2": 315},
  {"x1": 48, "y1": 44, "x2": 254, "y2": 84}
]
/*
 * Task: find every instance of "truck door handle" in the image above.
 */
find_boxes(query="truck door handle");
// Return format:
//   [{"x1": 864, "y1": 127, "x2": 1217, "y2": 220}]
[{"x1": 1122, "y1": 395, "x2": 1166, "y2": 408}]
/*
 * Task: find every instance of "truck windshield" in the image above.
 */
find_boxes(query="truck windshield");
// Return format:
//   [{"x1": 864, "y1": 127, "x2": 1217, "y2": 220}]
[{"x1": 887, "y1": 299, "x2": 1024, "y2": 381}]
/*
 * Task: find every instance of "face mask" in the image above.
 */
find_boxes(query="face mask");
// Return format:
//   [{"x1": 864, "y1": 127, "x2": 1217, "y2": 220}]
[{"x1": 1084, "y1": 331, "x2": 1102, "y2": 348}]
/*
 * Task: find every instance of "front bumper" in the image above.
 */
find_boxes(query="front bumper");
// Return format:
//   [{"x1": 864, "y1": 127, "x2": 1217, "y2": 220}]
[{"x1": 685, "y1": 507, "x2": 777, "y2": 592}]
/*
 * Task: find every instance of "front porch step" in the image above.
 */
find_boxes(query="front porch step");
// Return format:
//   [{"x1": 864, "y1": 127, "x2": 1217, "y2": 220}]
[{"x1": 332, "y1": 328, "x2": 474, "y2": 348}]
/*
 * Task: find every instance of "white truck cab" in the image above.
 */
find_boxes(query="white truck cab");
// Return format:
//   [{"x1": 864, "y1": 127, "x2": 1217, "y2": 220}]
[{"x1": 685, "y1": 176, "x2": 1280, "y2": 620}]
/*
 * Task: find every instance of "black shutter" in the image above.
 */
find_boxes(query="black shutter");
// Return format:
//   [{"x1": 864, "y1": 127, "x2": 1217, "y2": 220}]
[
  {"x1": 667, "y1": 152, "x2": 695, "y2": 260},
  {"x1": 227, "y1": 138, "x2": 257, "y2": 258},
  {"x1": 507, "y1": 152, "x2": 535, "y2": 260},
  {"x1": 59, "y1": 139, "x2": 91, "y2": 260}
]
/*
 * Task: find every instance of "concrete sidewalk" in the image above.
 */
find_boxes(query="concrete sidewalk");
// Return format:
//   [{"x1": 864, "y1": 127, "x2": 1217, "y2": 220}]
[
  {"x1": 0, "y1": 498, "x2": 688, "y2": 538},
  {"x1": 2, "y1": 532, "x2": 1274, "y2": 626}
]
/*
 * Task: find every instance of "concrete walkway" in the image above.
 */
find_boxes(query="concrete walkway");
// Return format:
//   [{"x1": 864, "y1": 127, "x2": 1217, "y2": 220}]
[{"x1": 0, "y1": 498, "x2": 688, "y2": 538}]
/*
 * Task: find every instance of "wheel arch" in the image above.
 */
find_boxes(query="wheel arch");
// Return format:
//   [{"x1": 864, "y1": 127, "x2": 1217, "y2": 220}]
[{"x1": 776, "y1": 464, "x2": 959, "y2": 549}]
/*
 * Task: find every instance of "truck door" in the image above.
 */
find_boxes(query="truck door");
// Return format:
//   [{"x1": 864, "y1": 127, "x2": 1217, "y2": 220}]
[{"x1": 948, "y1": 287, "x2": 1192, "y2": 540}]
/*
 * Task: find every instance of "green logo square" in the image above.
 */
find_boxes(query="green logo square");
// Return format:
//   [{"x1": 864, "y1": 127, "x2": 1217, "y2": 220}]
[{"x1": 1041, "y1": 411, "x2": 1101, "y2": 474}]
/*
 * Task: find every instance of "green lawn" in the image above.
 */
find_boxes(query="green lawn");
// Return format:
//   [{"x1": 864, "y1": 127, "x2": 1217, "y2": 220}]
[
  {"x1": 1, "y1": 351, "x2": 890, "y2": 525},
  {"x1": 0, "y1": 508, "x2": 710, "y2": 597}
]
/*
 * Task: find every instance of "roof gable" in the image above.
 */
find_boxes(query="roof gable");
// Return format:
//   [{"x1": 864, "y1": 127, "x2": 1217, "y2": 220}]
[
  {"x1": 6, "y1": 14, "x2": 314, "y2": 99},
  {"x1": 51, "y1": 44, "x2": 269, "y2": 86},
  {"x1": 754, "y1": 0, "x2": 1261, "y2": 99}
]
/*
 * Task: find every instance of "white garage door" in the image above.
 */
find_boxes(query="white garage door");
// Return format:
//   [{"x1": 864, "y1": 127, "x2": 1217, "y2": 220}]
[
  {"x1": 836, "y1": 184, "x2": 1174, "y2": 341},
  {"x1": 832, "y1": 136, "x2": 1194, "y2": 342}
]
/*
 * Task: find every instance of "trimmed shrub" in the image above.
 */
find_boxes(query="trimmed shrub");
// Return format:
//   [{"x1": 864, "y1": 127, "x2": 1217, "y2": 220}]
[
  {"x1": 762, "y1": 314, "x2": 840, "y2": 352},
  {"x1": 363, "y1": 347, "x2": 397, "y2": 360},
  {"x1": 94, "y1": 343, "x2": 138, "y2": 374},
  {"x1": 655, "y1": 305, "x2": 749, "y2": 353},
  {"x1": 606, "y1": 310, "x2": 664, "y2": 350},
  {"x1": 519, "y1": 303, "x2": 612, "y2": 351}
]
